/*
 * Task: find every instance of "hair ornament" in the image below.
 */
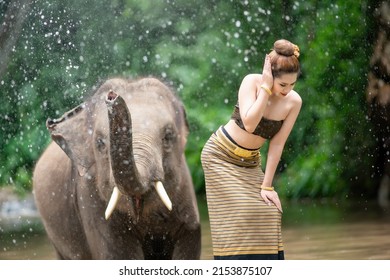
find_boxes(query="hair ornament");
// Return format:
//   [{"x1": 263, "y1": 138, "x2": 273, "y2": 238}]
[{"x1": 293, "y1": 45, "x2": 300, "y2": 58}]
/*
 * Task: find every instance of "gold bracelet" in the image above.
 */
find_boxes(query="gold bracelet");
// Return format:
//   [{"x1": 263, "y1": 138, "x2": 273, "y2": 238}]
[
  {"x1": 261, "y1": 185, "x2": 274, "y2": 191},
  {"x1": 260, "y1": 85, "x2": 272, "y2": 96}
]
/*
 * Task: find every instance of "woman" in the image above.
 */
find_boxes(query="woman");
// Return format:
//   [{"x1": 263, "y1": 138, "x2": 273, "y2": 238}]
[{"x1": 201, "y1": 39, "x2": 302, "y2": 260}]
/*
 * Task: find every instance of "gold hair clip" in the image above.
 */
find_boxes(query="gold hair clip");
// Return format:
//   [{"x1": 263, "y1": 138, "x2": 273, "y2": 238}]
[{"x1": 293, "y1": 45, "x2": 300, "y2": 58}]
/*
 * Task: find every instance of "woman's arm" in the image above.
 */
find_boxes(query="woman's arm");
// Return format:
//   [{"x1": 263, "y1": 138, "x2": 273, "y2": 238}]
[
  {"x1": 238, "y1": 56, "x2": 273, "y2": 133},
  {"x1": 260, "y1": 93, "x2": 302, "y2": 212}
]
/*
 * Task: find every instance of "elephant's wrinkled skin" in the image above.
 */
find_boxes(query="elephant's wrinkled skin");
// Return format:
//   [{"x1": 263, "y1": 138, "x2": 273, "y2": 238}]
[{"x1": 33, "y1": 77, "x2": 201, "y2": 259}]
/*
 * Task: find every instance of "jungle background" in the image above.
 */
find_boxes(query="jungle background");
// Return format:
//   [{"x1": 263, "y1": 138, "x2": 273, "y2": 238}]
[{"x1": 0, "y1": 0, "x2": 389, "y2": 203}]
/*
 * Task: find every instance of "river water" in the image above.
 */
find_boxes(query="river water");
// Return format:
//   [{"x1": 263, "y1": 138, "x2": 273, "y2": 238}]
[{"x1": 1, "y1": 196, "x2": 389, "y2": 260}]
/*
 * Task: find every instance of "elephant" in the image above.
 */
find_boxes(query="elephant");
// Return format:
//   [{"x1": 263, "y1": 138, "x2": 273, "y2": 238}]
[{"x1": 33, "y1": 77, "x2": 201, "y2": 259}]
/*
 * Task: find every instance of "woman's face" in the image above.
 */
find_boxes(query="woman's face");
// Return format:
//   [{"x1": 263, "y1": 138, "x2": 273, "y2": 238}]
[{"x1": 272, "y1": 73, "x2": 298, "y2": 97}]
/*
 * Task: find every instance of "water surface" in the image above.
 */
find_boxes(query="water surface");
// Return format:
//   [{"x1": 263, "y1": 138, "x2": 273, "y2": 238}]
[{"x1": 1, "y1": 197, "x2": 389, "y2": 260}]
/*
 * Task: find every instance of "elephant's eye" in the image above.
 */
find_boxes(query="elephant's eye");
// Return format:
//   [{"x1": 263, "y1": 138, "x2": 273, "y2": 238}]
[
  {"x1": 163, "y1": 127, "x2": 176, "y2": 152},
  {"x1": 96, "y1": 137, "x2": 107, "y2": 151}
]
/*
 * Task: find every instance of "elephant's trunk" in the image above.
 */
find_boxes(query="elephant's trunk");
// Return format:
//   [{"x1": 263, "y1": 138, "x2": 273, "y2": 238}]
[
  {"x1": 104, "y1": 90, "x2": 172, "y2": 220},
  {"x1": 105, "y1": 90, "x2": 146, "y2": 196}
]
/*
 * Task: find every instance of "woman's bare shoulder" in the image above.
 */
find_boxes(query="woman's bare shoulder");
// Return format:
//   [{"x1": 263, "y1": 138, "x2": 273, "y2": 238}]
[
  {"x1": 242, "y1": 73, "x2": 261, "y2": 83},
  {"x1": 243, "y1": 73, "x2": 262, "y2": 81},
  {"x1": 289, "y1": 89, "x2": 302, "y2": 105},
  {"x1": 240, "y1": 73, "x2": 263, "y2": 88}
]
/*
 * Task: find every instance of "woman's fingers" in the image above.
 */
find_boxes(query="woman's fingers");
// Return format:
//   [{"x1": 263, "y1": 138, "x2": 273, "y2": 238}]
[
  {"x1": 271, "y1": 197, "x2": 283, "y2": 213},
  {"x1": 261, "y1": 190, "x2": 283, "y2": 213},
  {"x1": 260, "y1": 191, "x2": 271, "y2": 206},
  {"x1": 264, "y1": 55, "x2": 272, "y2": 71},
  {"x1": 262, "y1": 54, "x2": 269, "y2": 69},
  {"x1": 261, "y1": 55, "x2": 273, "y2": 89}
]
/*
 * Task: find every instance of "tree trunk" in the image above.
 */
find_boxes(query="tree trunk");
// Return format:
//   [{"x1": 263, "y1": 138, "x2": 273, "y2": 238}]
[
  {"x1": 0, "y1": 0, "x2": 33, "y2": 79},
  {"x1": 366, "y1": 1, "x2": 390, "y2": 207}
]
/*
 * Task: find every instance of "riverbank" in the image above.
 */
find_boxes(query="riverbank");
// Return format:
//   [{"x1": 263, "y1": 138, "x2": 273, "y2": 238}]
[{"x1": 0, "y1": 187, "x2": 42, "y2": 233}]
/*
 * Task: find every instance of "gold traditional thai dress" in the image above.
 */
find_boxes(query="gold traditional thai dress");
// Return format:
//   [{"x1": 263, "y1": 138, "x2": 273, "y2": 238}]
[{"x1": 201, "y1": 104, "x2": 284, "y2": 260}]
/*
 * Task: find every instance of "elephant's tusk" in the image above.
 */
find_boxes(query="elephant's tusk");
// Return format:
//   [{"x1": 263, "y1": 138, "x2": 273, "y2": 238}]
[
  {"x1": 154, "y1": 181, "x2": 172, "y2": 211},
  {"x1": 105, "y1": 186, "x2": 121, "y2": 220}
]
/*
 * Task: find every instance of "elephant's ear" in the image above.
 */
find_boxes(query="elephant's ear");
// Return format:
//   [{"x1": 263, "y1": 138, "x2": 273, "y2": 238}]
[{"x1": 46, "y1": 103, "x2": 94, "y2": 176}]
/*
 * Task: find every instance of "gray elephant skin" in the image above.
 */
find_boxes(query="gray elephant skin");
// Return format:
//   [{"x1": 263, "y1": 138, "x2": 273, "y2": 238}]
[{"x1": 33, "y1": 77, "x2": 201, "y2": 259}]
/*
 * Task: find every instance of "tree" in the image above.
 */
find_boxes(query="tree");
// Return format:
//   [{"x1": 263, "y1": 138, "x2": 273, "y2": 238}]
[
  {"x1": 0, "y1": 0, "x2": 33, "y2": 79},
  {"x1": 366, "y1": 0, "x2": 390, "y2": 207}
]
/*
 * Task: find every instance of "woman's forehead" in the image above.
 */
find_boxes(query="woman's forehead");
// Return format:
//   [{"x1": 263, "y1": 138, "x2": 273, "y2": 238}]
[{"x1": 275, "y1": 73, "x2": 298, "y2": 84}]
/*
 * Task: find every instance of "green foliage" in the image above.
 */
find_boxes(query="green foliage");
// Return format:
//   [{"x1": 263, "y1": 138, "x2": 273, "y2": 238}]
[
  {"x1": 276, "y1": 1, "x2": 376, "y2": 198},
  {"x1": 0, "y1": 0, "x2": 380, "y2": 198}
]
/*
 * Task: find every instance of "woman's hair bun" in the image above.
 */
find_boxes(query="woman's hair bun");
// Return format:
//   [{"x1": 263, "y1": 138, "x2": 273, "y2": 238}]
[{"x1": 273, "y1": 39, "x2": 300, "y2": 58}]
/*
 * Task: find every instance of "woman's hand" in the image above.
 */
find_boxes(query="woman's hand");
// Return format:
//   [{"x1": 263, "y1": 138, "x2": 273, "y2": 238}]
[
  {"x1": 260, "y1": 189, "x2": 283, "y2": 213},
  {"x1": 261, "y1": 55, "x2": 273, "y2": 90}
]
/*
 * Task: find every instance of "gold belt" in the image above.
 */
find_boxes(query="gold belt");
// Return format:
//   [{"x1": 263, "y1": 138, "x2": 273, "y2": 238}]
[{"x1": 214, "y1": 127, "x2": 259, "y2": 158}]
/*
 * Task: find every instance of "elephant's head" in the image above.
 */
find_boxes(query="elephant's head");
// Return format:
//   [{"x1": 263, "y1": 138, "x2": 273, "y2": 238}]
[{"x1": 46, "y1": 77, "x2": 189, "y2": 220}]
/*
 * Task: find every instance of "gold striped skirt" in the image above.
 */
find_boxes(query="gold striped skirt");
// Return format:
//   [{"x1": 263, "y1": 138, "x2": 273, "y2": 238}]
[{"x1": 201, "y1": 126, "x2": 284, "y2": 260}]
